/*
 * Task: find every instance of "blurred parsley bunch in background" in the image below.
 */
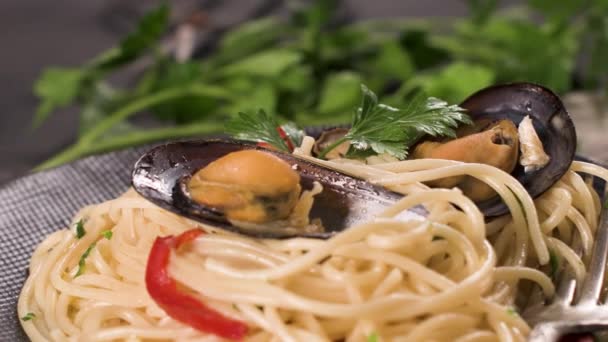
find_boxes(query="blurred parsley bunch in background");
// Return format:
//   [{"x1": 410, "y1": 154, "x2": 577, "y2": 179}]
[{"x1": 33, "y1": 0, "x2": 608, "y2": 169}]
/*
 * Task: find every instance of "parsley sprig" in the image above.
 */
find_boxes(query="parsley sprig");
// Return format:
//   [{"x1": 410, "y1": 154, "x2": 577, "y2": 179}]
[
  {"x1": 319, "y1": 85, "x2": 469, "y2": 159},
  {"x1": 33, "y1": 4, "x2": 170, "y2": 127},
  {"x1": 225, "y1": 110, "x2": 304, "y2": 152},
  {"x1": 226, "y1": 110, "x2": 289, "y2": 152},
  {"x1": 317, "y1": 85, "x2": 468, "y2": 159},
  {"x1": 227, "y1": 84, "x2": 469, "y2": 160},
  {"x1": 32, "y1": 1, "x2": 606, "y2": 170}
]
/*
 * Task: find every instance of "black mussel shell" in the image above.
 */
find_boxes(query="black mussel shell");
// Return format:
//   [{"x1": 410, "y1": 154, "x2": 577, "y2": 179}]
[
  {"x1": 312, "y1": 127, "x2": 350, "y2": 158},
  {"x1": 308, "y1": 83, "x2": 576, "y2": 217},
  {"x1": 460, "y1": 82, "x2": 576, "y2": 216},
  {"x1": 132, "y1": 139, "x2": 424, "y2": 239}
]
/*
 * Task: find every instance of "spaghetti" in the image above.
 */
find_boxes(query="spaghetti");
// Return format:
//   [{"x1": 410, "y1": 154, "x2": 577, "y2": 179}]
[{"x1": 18, "y1": 137, "x2": 608, "y2": 341}]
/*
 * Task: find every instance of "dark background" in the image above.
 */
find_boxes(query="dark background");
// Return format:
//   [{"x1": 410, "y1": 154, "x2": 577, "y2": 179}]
[{"x1": 0, "y1": 0, "x2": 519, "y2": 185}]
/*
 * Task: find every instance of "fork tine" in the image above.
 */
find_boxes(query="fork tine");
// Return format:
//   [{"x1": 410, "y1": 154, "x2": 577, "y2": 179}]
[
  {"x1": 577, "y1": 194, "x2": 608, "y2": 305},
  {"x1": 553, "y1": 271, "x2": 577, "y2": 305},
  {"x1": 552, "y1": 234, "x2": 584, "y2": 306},
  {"x1": 528, "y1": 178, "x2": 608, "y2": 341},
  {"x1": 526, "y1": 283, "x2": 547, "y2": 309},
  {"x1": 523, "y1": 236, "x2": 581, "y2": 320}
]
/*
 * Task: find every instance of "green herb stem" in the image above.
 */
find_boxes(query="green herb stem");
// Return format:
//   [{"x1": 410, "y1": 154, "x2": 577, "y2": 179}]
[
  {"x1": 35, "y1": 145, "x2": 90, "y2": 172},
  {"x1": 86, "y1": 122, "x2": 226, "y2": 154},
  {"x1": 35, "y1": 121, "x2": 225, "y2": 171},
  {"x1": 35, "y1": 85, "x2": 232, "y2": 171},
  {"x1": 80, "y1": 84, "x2": 231, "y2": 145},
  {"x1": 317, "y1": 136, "x2": 349, "y2": 159}
]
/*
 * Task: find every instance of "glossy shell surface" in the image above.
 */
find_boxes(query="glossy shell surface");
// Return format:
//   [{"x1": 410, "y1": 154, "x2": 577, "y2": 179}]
[
  {"x1": 460, "y1": 82, "x2": 576, "y2": 216},
  {"x1": 132, "y1": 139, "x2": 421, "y2": 239}
]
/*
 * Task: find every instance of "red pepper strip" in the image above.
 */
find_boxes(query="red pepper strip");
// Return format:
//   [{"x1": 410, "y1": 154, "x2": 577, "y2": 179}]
[
  {"x1": 256, "y1": 142, "x2": 275, "y2": 150},
  {"x1": 145, "y1": 229, "x2": 248, "y2": 340},
  {"x1": 255, "y1": 127, "x2": 295, "y2": 152},
  {"x1": 276, "y1": 127, "x2": 295, "y2": 152}
]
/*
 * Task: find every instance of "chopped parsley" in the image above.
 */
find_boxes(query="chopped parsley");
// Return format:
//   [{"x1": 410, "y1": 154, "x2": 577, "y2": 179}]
[
  {"x1": 21, "y1": 312, "x2": 36, "y2": 321},
  {"x1": 367, "y1": 331, "x2": 379, "y2": 342},
  {"x1": 101, "y1": 230, "x2": 113, "y2": 240},
  {"x1": 75, "y1": 242, "x2": 96, "y2": 278},
  {"x1": 549, "y1": 250, "x2": 560, "y2": 277},
  {"x1": 506, "y1": 307, "x2": 518, "y2": 316},
  {"x1": 75, "y1": 219, "x2": 86, "y2": 239}
]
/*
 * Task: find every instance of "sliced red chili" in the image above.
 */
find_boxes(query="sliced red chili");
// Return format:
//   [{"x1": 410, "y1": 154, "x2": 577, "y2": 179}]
[
  {"x1": 276, "y1": 126, "x2": 295, "y2": 152},
  {"x1": 255, "y1": 127, "x2": 295, "y2": 152},
  {"x1": 256, "y1": 142, "x2": 274, "y2": 150},
  {"x1": 145, "y1": 229, "x2": 248, "y2": 340}
]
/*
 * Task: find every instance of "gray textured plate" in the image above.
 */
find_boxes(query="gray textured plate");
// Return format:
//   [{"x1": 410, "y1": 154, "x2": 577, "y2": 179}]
[
  {"x1": 0, "y1": 147, "x2": 148, "y2": 341},
  {"x1": 0, "y1": 142, "x2": 605, "y2": 341}
]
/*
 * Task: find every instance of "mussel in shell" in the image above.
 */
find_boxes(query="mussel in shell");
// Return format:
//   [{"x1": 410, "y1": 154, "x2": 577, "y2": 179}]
[
  {"x1": 132, "y1": 82, "x2": 576, "y2": 239},
  {"x1": 310, "y1": 82, "x2": 576, "y2": 217},
  {"x1": 132, "y1": 139, "x2": 421, "y2": 239},
  {"x1": 458, "y1": 83, "x2": 576, "y2": 216}
]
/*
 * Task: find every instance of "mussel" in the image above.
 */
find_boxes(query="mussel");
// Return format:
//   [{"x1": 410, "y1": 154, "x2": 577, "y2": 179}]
[
  {"x1": 132, "y1": 139, "x2": 422, "y2": 239},
  {"x1": 132, "y1": 82, "x2": 576, "y2": 239},
  {"x1": 458, "y1": 83, "x2": 576, "y2": 216},
  {"x1": 309, "y1": 83, "x2": 576, "y2": 217}
]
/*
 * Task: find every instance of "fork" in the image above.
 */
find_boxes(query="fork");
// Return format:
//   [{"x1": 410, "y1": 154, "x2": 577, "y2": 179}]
[{"x1": 524, "y1": 192, "x2": 608, "y2": 341}]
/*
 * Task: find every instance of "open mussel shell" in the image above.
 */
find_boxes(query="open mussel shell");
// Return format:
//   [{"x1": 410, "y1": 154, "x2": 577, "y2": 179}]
[
  {"x1": 132, "y1": 139, "x2": 423, "y2": 239},
  {"x1": 460, "y1": 82, "x2": 576, "y2": 216}
]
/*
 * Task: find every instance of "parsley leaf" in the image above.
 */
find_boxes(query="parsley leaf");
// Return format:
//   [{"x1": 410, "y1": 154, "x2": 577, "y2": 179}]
[
  {"x1": 21, "y1": 312, "x2": 36, "y2": 321},
  {"x1": 225, "y1": 110, "x2": 289, "y2": 152},
  {"x1": 220, "y1": 49, "x2": 302, "y2": 78},
  {"x1": 317, "y1": 71, "x2": 363, "y2": 115},
  {"x1": 467, "y1": 0, "x2": 498, "y2": 26},
  {"x1": 337, "y1": 85, "x2": 469, "y2": 159},
  {"x1": 32, "y1": 3, "x2": 169, "y2": 128},
  {"x1": 94, "y1": 3, "x2": 169, "y2": 70},
  {"x1": 33, "y1": 68, "x2": 83, "y2": 127},
  {"x1": 408, "y1": 62, "x2": 495, "y2": 103},
  {"x1": 434, "y1": 18, "x2": 578, "y2": 93},
  {"x1": 101, "y1": 230, "x2": 113, "y2": 240},
  {"x1": 367, "y1": 331, "x2": 379, "y2": 342},
  {"x1": 75, "y1": 242, "x2": 96, "y2": 278},
  {"x1": 148, "y1": 61, "x2": 217, "y2": 123},
  {"x1": 75, "y1": 219, "x2": 86, "y2": 239}
]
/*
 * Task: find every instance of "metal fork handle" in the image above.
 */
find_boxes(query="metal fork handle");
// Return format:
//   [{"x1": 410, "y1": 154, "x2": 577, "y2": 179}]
[
  {"x1": 577, "y1": 207, "x2": 608, "y2": 305},
  {"x1": 530, "y1": 317, "x2": 608, "y2": 342}
]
